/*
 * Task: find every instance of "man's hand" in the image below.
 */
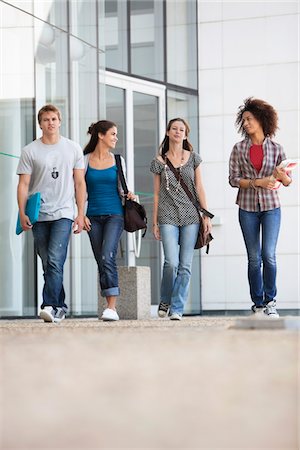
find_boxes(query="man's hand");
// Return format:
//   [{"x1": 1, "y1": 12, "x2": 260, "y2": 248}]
[{"x1": 73, "y1": 215, "x2": 84, "y2": 234}]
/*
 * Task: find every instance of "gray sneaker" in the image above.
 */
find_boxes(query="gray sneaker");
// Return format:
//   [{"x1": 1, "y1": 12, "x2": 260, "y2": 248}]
[
  {"x1": 39, "y1": 306, "x2": 55, "y2": 323},
  {"x1": 264, "y1": 301, "x2": 279, "y2": 318},
  {"x1": 54, "y1": 307, "x2": 66, "y2": 323}
]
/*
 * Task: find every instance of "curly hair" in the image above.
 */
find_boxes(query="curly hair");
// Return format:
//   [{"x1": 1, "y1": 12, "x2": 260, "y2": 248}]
[
  {"x1": 159, "y1": 118, "x2": 193, "y2": 158},
  {"x1": 235, "y1": 97, "x2": 278, "y2": 138},
  {"x1": 83, "y1": 120, "x2": 117, "y2": 155}
]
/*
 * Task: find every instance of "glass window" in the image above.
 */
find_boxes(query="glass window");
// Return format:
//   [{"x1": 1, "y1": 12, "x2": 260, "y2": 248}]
[
  {"x1": 133, "y1": 91, "x2": 161, "y2": 305},
  {"x1": 7, "y1": 1, "x2": 33, "y2": 14},
  {"x1": 104, "y1": 0, "x2": 128, "y2": 72},
  {"x1": 167, "y1": 89, "x2": 201, "y2": 314},
  {"x1": 77, "y1": 85, "x2": 125, "y2": 316},
  {"x1": 166, "y1": 0, "x2": 197, "y2": 89},
  {"x1": 0, "y1": 3, "x2": 36, "y2": 317},
  {"x1": 167, "y1": 90, "x2": 199, "y2": 150},
  {"x1": 72, "y1": 41, "x2": 98, "y2": 145},
  {"x1": 34, "y1": 0, "x2": 68, "y2": 31},
  {"x1": 70, "y1": 0, "x2": 97, "y2": 46},
  {"x1": 35, "y1": 20, "x2": 69, "y2": 136},
  {"x1": 130, "y1": 0, "x2": 164, "y2": 81}
]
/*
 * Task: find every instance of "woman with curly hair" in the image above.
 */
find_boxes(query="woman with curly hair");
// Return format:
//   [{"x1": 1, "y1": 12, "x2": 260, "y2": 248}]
[{"x1": 229, "y1": 97, "x2": 292, "y2": 318}]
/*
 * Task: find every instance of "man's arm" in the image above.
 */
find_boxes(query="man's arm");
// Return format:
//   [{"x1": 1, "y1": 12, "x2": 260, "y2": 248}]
[
  {"x1": 73, "y1": 168, "x2": 86, "y2": 234},
  {"x1": 17, "y1": 174, "x2": 32, "y2": 232}
]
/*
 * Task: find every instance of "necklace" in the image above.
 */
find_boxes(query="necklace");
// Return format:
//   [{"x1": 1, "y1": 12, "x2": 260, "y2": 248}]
[{"x1": 164, "y1": 149, "x2": 184, "y2": 192}]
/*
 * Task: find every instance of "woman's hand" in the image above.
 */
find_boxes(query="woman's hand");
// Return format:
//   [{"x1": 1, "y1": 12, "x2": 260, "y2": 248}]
[
  {"x1": 257, "y1": 176, "x2": 277, "y2": 190},
  {"x1": 272, "y1": 167, "x2": 291, "y2": 185},
  {"x1": 202, "y1": 216, "x2": 212, "y2": 234},
  {"x1": 152, "y1": 224, "x2": 161, "y2": 240},
  {"x1": 83, "y1": 216, "x2": 91, "y2": 232},
  {"x1": 127, "y1": 191, "x2": 136, "y2": 201}
]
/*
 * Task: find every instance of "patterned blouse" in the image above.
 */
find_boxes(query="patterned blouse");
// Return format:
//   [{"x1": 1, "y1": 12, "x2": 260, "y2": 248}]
[
  {"x1": 150, "y1": 151, "x2": 202, "y2": 226},
  {"x1": 229, "y1": 137, "x2": 287, "y2": 212}
]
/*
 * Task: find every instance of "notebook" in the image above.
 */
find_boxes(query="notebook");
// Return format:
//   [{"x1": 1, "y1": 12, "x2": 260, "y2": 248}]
[{"x1": 16, "y1": 192, "x2": 41, "y2": 235}]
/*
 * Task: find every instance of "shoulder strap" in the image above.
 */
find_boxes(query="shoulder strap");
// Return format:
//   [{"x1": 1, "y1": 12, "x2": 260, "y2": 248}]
[
  {"x1": 165, "y1": 158, "x2": 214, "y2": 219},
  {"x1": 115, "y1": 154, "x2": 129, "y2": 195}
]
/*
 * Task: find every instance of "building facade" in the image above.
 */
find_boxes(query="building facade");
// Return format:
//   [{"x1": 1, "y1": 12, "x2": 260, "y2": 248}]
[{"x1": 0, "y1": 0, "x2": 299, "y2": 318}]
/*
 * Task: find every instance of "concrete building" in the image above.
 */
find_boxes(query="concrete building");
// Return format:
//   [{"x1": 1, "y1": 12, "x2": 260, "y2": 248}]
[{"x1": 0, "y1": 0, "x2": 299, "y2": 318}]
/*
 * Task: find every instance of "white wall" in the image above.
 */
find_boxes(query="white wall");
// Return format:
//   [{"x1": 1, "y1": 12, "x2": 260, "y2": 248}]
[{"x1": 198, "y1": 1, "x2": 299, "y2": 311}]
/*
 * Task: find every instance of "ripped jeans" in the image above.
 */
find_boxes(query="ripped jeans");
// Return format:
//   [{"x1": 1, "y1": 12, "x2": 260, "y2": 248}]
[{"x1": 87, "y1": 215, "x2": 124, "y2": 297}]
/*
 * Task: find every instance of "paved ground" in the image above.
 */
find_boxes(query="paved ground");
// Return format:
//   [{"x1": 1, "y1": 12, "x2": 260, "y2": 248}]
[{"x1": 0, "y1": 316, "x2": 299, "y2": 450}]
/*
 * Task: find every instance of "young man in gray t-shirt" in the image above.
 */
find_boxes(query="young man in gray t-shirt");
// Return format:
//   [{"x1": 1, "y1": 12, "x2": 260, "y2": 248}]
[{"x1": 17, "y1": 104, "x2": 86, "y2": 323}]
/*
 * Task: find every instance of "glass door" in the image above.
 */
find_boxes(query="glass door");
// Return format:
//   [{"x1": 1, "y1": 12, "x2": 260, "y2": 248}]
[{"x1": 105, "y1": 72, "x2": 165, "y2": 309}]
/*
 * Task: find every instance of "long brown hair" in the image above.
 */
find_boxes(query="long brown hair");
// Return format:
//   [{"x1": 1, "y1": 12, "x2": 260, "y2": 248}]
[
  {"x1": 159, "y1": 118, "x2": 193, "y2": 158},
  {"x1": 83, "y1": 120, "x2": 117, "y2": 155}
]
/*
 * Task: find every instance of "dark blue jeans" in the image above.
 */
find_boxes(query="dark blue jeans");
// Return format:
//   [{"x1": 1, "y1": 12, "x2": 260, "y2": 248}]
[
  {"x1": 239, "y1": 207, "x2": 281, "y2": 307},
  {"x1": 87, "y1": 215, "x2": 124, "y2": 297},
  {"x1": 32, "y1": 218, "x2": 72, "y2": 311}
]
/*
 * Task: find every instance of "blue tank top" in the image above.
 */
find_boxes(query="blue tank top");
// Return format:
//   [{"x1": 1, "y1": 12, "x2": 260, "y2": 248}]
[{"x1": 85, "y1": 164, "x2": 123, "y2": 216}]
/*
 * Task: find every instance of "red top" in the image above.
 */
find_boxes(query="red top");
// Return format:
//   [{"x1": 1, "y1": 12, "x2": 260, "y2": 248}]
[{"x1": 249, "y1": 144, "x2": 263, "y2": 173}]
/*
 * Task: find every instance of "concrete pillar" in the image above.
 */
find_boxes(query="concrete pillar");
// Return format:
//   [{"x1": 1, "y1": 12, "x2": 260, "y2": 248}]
[{"x1": 98, "y1": 266, "x2": 151, "y2": 320}]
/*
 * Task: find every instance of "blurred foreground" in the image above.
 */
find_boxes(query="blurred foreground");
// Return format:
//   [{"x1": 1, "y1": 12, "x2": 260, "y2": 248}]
[{"x1": 0, "y1": 316, "x2": 299, "y2": 449}]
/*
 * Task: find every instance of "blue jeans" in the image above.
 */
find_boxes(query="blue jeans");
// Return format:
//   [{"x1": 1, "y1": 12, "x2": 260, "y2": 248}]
[
  {"x1": 32, "y1": 219, "x2": 72, "y2": 311},
  {"x1": 160, "y1": 224, "x2": 199, "y2": 315},
  {"x1": 87, "y1": 215, "x2": 124, "y2": 297},
  {"x1": 239, "y1": 207, "x2": 281, "y2": 307}
]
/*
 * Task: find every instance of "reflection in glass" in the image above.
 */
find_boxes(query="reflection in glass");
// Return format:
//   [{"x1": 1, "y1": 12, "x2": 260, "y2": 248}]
[
  {"x1": 73, "y1": 42, "x2": 98, "y2": 146},
  {"x1": 34, "y1": 0, "x2": 68, "y2": 31},
  {"x1": 167, "y1": 90, "x2": 198, "y2": 151},
  {"x1": 104, "y1": 0, "x2": 128, "y2": 72},
  {"x1": 106, "y1": 85, "x2": 126, "y2": 269},
  {"x1": 167, "y1": 0, "x2": 197, "y2": 89},
  {"x1": 70, "y1": 0, "x2": 97, "y2": 45},
  {"x1": 35, "y1": 20, "x2": 69, "y2": 136},
  {"x1": 133, "y1": 92, "x2": 161, "y2": 305},
  {"x1": 0, "y1": 3, "x2": 36, "y2": 316},
  {"x1": 130, "y1": 0, "x2": 164, "y2": 81},
  {"x1": 167, "y1": 89, "x2": 201, "y2": 314}
]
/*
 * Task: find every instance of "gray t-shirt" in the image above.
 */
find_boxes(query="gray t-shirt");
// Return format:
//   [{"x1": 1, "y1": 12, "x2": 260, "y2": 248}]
[
  {"x1": 150, "y1": 151, "x2": 202, "y2": 226},
  {"x1": 17, "y1": 136, "x2": 84, "y2": 221}
]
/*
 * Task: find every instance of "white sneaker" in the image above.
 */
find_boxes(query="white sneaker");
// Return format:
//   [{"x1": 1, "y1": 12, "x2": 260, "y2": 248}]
[
  {"x1": 39, "y1": 306, "x2": 55, "y2": 323},
  {"x1": 264, "y1": 301, "x2": 279, "y2": 318},
  {"x1": 169, "y1": 313, "x2": 182, "y2": 321},
  {"x1": 101, "y1": 308, "x2": 119, "y2": 321}
]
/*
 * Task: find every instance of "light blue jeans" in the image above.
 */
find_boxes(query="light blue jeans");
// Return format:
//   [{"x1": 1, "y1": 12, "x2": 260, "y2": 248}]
[
  {"x1": 239, "y1": 207, "x2": 281, "y2": 307},
  {"x1": 159, "y1": 224, "x2": 199, "y2": 315}
]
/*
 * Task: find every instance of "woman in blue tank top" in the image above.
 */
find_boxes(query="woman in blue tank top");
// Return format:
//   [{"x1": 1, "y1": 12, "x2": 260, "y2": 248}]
[{"x1": 83, "y1": 120, "x2": 135, "y2": 321}]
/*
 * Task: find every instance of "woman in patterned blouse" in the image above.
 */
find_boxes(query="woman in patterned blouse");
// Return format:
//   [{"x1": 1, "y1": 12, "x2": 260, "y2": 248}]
[
  {"x1": 229, "y1": 97, "x2": 292, "y2": 318},
  {"x1": 150, "y1": 118, "x2": 212, "y2": 320}
]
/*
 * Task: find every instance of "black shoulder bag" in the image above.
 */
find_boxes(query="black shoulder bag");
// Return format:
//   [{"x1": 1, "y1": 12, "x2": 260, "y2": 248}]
[
  {"x1": 166, "y1": 158, "x2": 214, "y2": 253},
  {"x1": 115, "y1": 154, "x2": 147, "y2": 237}
]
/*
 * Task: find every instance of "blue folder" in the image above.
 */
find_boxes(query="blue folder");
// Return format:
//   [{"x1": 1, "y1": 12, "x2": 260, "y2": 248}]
[{"x1": 16, "y1": 192, "x2": 41, "y2": 235}]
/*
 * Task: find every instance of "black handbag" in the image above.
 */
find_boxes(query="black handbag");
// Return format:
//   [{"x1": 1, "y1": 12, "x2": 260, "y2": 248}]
[
  {"x1": 115, "y1": 154, "x2": 147, "y2": 236},
  {"x1": 165, "y1": 158, "x2": 214, "y2": 254}
]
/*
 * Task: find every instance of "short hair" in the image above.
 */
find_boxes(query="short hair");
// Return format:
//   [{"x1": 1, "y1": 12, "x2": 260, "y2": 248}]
[
  {"x1": 235, "y1": 97, "x2": 278, "y2": 138},
  {"x1": 37, "y1": 104, "x2": 62, "y2": 124}
]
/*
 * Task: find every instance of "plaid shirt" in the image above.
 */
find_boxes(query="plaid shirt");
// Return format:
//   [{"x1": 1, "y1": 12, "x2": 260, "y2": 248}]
[{"x1": 229, "y1": 137, "x2": 287, "y2": 211}]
